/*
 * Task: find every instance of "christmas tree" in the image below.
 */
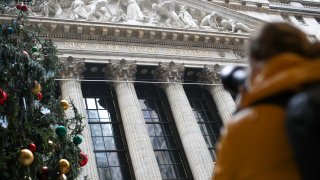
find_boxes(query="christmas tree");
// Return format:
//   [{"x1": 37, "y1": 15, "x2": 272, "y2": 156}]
[{"x1": 0, "y1": 2, "x2": 88, "y2": 180}]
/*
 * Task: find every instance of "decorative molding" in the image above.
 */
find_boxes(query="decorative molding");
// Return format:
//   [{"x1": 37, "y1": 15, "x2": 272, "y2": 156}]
[
  {"x1": 60, "y1": 56, "x2": 85, "y2": 79},
  {"x1": 0, "y1": 14, "x2": 249, "y2": 50},
  {"x1": 154, "y1": 61, "x2": 185, "y2": 84},
  {"x1": 106, "y1": 59, "x2": 137, "y2": 81},
  {"x1": 198, "y1": 64, "x2": 222, "y2": 84},
  {"x1": 233, "y1": 50, "x2": 248, "y2": 61}
]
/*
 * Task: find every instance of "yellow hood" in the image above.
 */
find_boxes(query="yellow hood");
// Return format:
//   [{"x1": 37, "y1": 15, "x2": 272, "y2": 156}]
[{"x1": 240, "y1": 53, "x2": 320, "y2": 108}]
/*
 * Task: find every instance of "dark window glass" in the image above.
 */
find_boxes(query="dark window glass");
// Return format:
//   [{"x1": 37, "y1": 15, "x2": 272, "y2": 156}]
[
  {"x1": 136, "y1": 84, "x2": 191, "y2": 180},
  {"x1": 316, "y1": 17, "x2": 320, "y2": 24},
  {"x1": 295, "y1": 16, "x2": 307, "y2": 25},
  {"x1": 184, "y1": 85, "x2": 223, "y2": 161},
  {"x1": 83, "y1": 83, "x2": 134, "y2": 180}
]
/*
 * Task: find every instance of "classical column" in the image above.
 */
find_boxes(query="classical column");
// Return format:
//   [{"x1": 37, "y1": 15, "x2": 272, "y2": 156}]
[
  {"x1": 106, "y1": 60, "x2": 162, "y2": 180},
  {"x1": 199, "y1": 64, "x2": 236, "y2": 124},
  {"x1": 60, "y1": 56, "x2": 99, "y2": 180},
  {"x1": 155, "y1": 61, "x2": 213, "y2": 180}
]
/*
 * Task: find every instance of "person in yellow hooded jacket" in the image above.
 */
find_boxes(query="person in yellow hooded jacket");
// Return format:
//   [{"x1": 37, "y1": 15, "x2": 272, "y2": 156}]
[{"x1": 213, "y1": 22, "x2": 320, "y2": 180}]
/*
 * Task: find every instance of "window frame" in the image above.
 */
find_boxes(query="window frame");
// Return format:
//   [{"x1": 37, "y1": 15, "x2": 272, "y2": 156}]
[{"x1": 82, "y1": 83, "x2": 135, "y2": 180}]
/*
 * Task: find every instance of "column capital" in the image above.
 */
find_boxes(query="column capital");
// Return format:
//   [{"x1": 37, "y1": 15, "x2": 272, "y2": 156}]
[
  {"x1": 198, "y1": 64, "x2": 222, "y2": 84},
  {"x1": 154, "y1": 61, "x2": 185, "y2": 84},
  {"x1": 60, "y1": 56, "x2": 85, "y2": 79},
  {"x1": 106, "y1": 59, "x2": 137, "y2": 81}
]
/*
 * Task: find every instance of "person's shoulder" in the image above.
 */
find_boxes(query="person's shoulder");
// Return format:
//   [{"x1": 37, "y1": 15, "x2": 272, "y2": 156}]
[{"x1": 224, "y1": 108, "x2": 257, "y2": 132}]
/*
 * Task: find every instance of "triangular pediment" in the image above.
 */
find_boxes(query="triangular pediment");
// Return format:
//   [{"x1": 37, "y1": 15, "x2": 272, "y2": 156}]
[{"x1": 4, "y1": 0, "x2": 264, "y2": 33}]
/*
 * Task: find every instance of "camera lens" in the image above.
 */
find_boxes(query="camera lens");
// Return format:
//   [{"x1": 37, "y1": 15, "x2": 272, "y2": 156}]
[{"x1": 221, "y1": 66, "x2": 247, "y2": 96}]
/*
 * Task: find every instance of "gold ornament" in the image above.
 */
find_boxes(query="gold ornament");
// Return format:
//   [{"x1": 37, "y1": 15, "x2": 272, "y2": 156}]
[
  {"x1": 58, "y1": 159, "x2": 70, "y2": 174},
  {"x1": 32, "y1": 81, "x2": 42, "y2": 95},
  {"x1": 57, "y1": 174, "x2": 67, "y2": 180},
  {"x1": 60, "y1": 100, "x2": 69, "y2": 110},
  {"x1": 19, "y1": 149, "x2": 34, "y2": 166}
]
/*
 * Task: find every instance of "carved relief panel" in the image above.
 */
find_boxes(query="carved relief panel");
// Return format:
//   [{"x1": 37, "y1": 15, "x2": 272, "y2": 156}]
[{"x1": 5, "y1": 0, "x2": 254, "y2": 33}]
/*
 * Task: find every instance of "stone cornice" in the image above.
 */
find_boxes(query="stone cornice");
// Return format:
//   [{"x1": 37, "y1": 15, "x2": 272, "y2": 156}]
[
  {"x1": 0, "y1": 14, "x2": 250, "y2": 50},
  {"x1": 201, "y1": 0, "x2": 320, "y2": 15},
  {"x1": 214, "y1": 3, "x2": 270, "y2": 13}
]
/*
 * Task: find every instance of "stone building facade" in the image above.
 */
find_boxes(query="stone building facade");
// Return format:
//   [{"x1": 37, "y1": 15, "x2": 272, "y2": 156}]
[{"x1": 1, "y1": 0, "x2": 319, "y2": 179}]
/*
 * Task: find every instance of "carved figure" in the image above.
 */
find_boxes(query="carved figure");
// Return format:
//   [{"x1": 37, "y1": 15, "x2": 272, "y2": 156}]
[
  {"x1": 118, "y1": 0, "x2": 144, "y2": 20},
  {"x1": 152, "y1": 1, "x2": 185, "y2": 28},
  {"x1": 178, "y1": 6, "x2": 198, "y2": 29},
  {"x1": 87, "y1": 0, "x2": 113, "y2": 22},
  {"x1": 220, "y1": 18, "x2": 253, "y2": 33},
  {"x1": 67, "y1": 0, "x2": 89, "y2": 20},
  {"x1": 113, "y1": 9, "x2": 127, "y2": 22},
  {"x1": 38, "y1": 0, "x2": 63, "y2": 18},
  {"x1": 199, "y1": 12, "x2": 223, "y2": 30}
]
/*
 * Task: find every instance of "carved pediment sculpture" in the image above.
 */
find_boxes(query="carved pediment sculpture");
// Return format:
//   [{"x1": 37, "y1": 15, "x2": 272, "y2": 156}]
[
  {"x1": 200, "y1": 12, "x2": 253, "y2": 33},
  {"x1": 4, "y1": 0, "x2": 254, "y2": 33}
]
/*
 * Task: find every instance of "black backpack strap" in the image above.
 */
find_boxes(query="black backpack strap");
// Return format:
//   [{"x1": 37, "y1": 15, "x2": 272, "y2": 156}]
[
  {"x1": 239, "y1": 85, "x2": 320, "y2": 179},
  {"x1": 285, "y1": 84, "x2": 320, "y2": 180}
]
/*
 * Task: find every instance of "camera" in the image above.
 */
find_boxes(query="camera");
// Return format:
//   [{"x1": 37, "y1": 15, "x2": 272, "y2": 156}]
[{"x1": 221, "y1": 66, "x2": 247, "y2": 96}]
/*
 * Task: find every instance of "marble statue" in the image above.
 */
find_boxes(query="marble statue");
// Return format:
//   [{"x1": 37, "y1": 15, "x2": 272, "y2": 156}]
[
  {"x1": 199, "y1": 12, "x2": 224, "y2": 30},
  {"x1": 66, "y1": 0, "x2": 89, "y2": 20},
  {"x1": 38, "y1": 0, "x2": 64, "y2": 18},
  {"x1": 178, "y1": 6, "x2": 198, "y2": 29},
  {"x1": 200, "y1": 12, "x2": 253, "y2": 33},
  {"x1": 87, "y1": 0, "x2": 113, "y2": 22},
  {"x1": 118, "y1": 0, "x2": 144, "y2": 21},
  {"x1": 113, "y1": 9, "x2": 127, "y2": 22},
  {"x1": 0, "y1": 0, "x2": 254, "y2": 32},
  {"x1": 220, "y1": 18, "x2": 253, "y2": 33},
  {"x1": 152, "y1": 0, "x2": 185, "y2": 28}
]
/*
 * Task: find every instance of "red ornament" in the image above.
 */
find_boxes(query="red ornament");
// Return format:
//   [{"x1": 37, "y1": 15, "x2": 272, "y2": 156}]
[
  {"x1": 21, "y1": 5, "x2": 28, "y2": 12},
  {"x1": 37, "y1": 92, "x2": 43, "y2": 101},
  {"x1": 0, "y1": 89, "x2": 8, "y2": 105},
  {"x1": 41, "y1": 166, "x2": 48, "y2": 175},
  {"x1": 38, "y1": 166, "x2": 49, "y2": 180},
  {"x1": 16, "y1": 4, "x2": 22, "y2": 10},
  {"x1": 28, "y1": 143, "x2": 37, "y2": 152},
  {"x1": 79, "y1": 151, "x2": 88, "y2": 167}
]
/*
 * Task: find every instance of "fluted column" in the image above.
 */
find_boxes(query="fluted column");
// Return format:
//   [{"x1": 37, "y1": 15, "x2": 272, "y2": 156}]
[
  {"x1": 199, "y1": 64, "x2": 236, "y2": 124},
  {"x1": 155, "y1": 62, "x2": 213, "y2": 180},
  {"x1": 106, "y1": 60, "x2": 162, "y2": 180},
  {"x1": 60, "y1": 56, "x2": 99, "y2": 180}
]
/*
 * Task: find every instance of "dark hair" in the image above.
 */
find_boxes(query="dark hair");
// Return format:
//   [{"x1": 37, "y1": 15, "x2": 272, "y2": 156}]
[
  {"x1": 309, "y1": 42, "x2": 320, "y2": 58},
  {"x1": 249, "y1": 22, "x2": 311, "y2": 61}
]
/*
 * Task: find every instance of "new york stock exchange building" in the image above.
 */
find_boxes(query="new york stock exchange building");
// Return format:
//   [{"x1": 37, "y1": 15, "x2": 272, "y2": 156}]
[{"x1": 1, "y1": 0, "x2": 320, "y2": 179}]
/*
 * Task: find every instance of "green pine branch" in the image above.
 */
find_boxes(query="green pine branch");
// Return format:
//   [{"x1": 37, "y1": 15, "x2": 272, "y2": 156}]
[{"x1": 0, "y1": 4, "x2": 85, "y2": 180}]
